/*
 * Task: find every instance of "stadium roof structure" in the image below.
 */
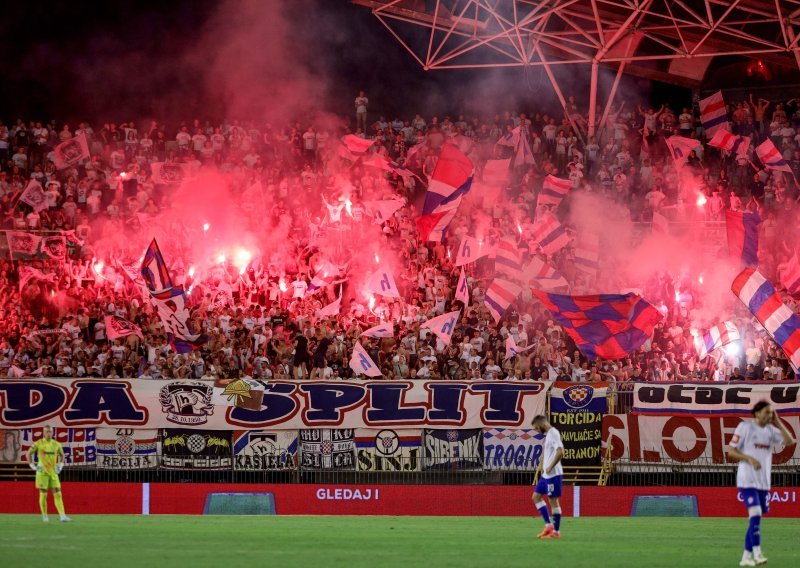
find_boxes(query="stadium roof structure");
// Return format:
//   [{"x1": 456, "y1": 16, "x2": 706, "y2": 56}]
[{"x1": 353, "y1": 0, "x2": 800, "y2": 135}]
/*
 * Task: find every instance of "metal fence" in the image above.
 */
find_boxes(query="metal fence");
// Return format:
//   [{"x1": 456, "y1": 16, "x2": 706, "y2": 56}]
[{"x1": 57, "y1": 456, "x2": 540, "y2": 486}]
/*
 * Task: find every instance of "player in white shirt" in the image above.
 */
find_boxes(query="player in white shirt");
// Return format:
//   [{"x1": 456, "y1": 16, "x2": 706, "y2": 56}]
[
  {"x1": 531, "y1": 415, "x2": 564, "y2": 539},
  {"x1": 727, "y1": 401, "x2": 794, "y2": 566}
]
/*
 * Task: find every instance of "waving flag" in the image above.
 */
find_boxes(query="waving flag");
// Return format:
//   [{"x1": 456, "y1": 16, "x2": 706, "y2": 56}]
[
  {"x1": 652, "y1": 211, "x2": 669, "y2": 234},
  {"x1": 695, "y1": 322, "x2": 740, "y2": 360},
  {"x1": 416, "y1": 209, "x2": 459, "y2": 242},
  {"x1": 19, "y1": 180, "x2": 48, "y2": 212},
  {"x1": 421, "y1": 310, "x2": 460, "y2": 346},
  {"x1": 53, "y1": 133, "x2": 90, "y2": 169},
  {"x1": 524, "y1": 256, "x2": 569, "y2": 292},
  {"x1": 18, "y1": 265, "x2": 56, "y2": 292},
  {"x1": 532, "y1": 291, "x2": 663, "y2": 360},
  {"x1": 530, "y1": 213, "x2": 571, "y2": 255},
  {"x1": 342, "y1": 134, "x2": 374, "y2": 155},
  {"x1": 151, "y1": 162, "x2": 191, "y2": 185},
  {"x1": 505, "y1": 334, "x2": 536, "y2": 360},
  {"x1": 417, "y1": 144, "x2": 473, "y2": 242},
  {"x1": 455, "y1": 236, "x2": 489, "y2": 266},
  {"x1": 485, "y1": 279, "x2": 522, "y2": 323},
  {"x1": 573, "y1": 233, "x2": 599, "y2": 275},
  {"x1": 306, "y1": 273, "x2": 329, "y2": 296},
  {"x1": 150, "y1": 286, "x2": 206, "y2": 353},
  {"x1": 483, "y1": 159, "x2": 511, "y2": 185},
  {"x1": 350, "y1": 341, "x2": 382, "y2": 377},
  {"x1": 7, "y1": 232, "x2": 42, "y2": 256},
  {"x1": 455, "y1": 267, "x2": 469, "y2": 305},
  {"x1": 317, "y1": 296, "x2": 342, "y2": 318},
  {"x1": 725, "y1": 210, "x2": 760, "y2": 267},
  {"x1": 362, "y1": 323, "x2": 394, "y2": 338},
  {"x1": 105, "y1": 315, "x2": 144, "y2": 341},
  {"x1": 513, "y1": 133, "x2": 536, "y2": 167},
  {"x1": 708, "y1": 129, "x2": 751, "y2": 157},
  {"x1": 756, "y1": 139, "x2": 792, "y2": 173},
  {"x1": 731, "y1": 268, "x2": 800, "y2": 370},
  {"x1": 539, "y1": 175, "x2": 571, "y2": 208},
  {"x1": 364, "y1": 199, "x2": 405, "y2": 224},
  {"x1": 665, "y1": 136, "x2": 702, "y2": 165},
  {"x1": 366, "y1": 266, "x2": 401, "y2": 298},
  {"x1": 699, "y1": 91, "x2": 729, "y2": 136},
  {"x1": 363, "y1": 154, "x2": 416, "y2": 180},
  {"x1": 495, "y1": 237, "x2": 523, "y2": 279},
  {"x1": 495, "y1": 126, "x2": 521, "y2": 149},
  {"x1": 422, "y1": 143, "x2": 474, "y2": 213},
  {"x1": 781, "y1": 254, "x2": 800, "y2": 295},
  {"x1": 140, "y1": 239, "x2": 174, "y2": 293}
]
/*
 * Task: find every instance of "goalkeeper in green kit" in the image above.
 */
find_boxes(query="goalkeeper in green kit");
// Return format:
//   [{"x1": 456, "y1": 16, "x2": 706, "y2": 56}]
[{"x1": 26, "y1": 426, "x2": 72, "y2": 523}]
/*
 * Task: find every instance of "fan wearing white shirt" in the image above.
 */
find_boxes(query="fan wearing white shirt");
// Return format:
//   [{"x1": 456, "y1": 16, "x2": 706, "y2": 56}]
[{"x1": 727, "y1": 402, "x2": 794, "y2": 566}]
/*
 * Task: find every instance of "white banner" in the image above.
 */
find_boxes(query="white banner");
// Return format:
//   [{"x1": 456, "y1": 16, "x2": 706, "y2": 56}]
[
  {"x1": 0, "y1": 379, "x2": 551, "y2": 430},
  {"x1": 96, "y1": 428, "x2": 159, "y2": 469},
  {"x1": 602, "y1": 413, "x2": 800, "y2": 465},
  {"x1": 632, "y1": 382, "x2": 800, "y2": 416},
  {"x1": 232, "y1": 430, "x2": 298, "y2": 470},
  {"x1": 482, "y1": 428, "x2": 544, "y2": 471},
  {"x1": 299, "y1": 429, "x2": 356, "y2": 470}
]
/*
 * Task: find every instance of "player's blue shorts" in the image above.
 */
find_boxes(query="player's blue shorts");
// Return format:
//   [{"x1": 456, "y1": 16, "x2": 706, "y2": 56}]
[
  {"x1": 739, "y1": 488, "x2": 770, "y2": 514},
  {"x1": 535, "y1": 475, "x2": 562, "y2": 498}
]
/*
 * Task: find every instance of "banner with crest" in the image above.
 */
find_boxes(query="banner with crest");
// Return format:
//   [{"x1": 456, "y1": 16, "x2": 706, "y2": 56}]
[{"x1": 548, "y1": 382, "x2": 609, "y2": 467}]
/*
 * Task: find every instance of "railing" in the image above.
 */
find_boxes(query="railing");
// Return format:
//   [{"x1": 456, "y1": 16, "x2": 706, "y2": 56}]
[
  {"x1": 605, "y1": 455, "x2": 800, "y2": 487},
  {"x1": 50, "y1": 457, "x2": 542, "y2": 486}
]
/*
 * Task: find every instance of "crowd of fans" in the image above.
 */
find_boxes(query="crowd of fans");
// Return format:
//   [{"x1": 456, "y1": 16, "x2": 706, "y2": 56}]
[{"x1": 0, "y1": 88, "x2": 798, "y2": 386}]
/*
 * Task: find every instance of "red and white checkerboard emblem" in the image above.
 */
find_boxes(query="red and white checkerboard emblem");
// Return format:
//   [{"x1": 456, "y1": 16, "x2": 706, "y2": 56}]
[{"x1": 563, "y1": 385, "x2": 594, "y2": 409}]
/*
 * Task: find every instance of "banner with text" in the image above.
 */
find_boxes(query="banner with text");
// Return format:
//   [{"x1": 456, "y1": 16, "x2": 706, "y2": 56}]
[
  {"x1": 96, "y1": 428, "x2": 159, "y2": 469},
  {"x1": 355, "y1": 429, "x2": 422, "y2": 471},
  {"x1": 20, "y1": 428, "x2": 96, "y2": 466},
  {"x1": 0, "y1": 379, "x2": 551, "y2": 429},
  {"x1": 482, "y1": 428, "x2": 544, "y2": 471},
  {"x1": 233, "y1": 430, "x2": 298, "y2": 471},
  {"x1": 423, "y1": 428, "x2": 483, "y2": 470},
  {"x1": 161, "y1": 429, "x2": 231, "y2": 470},
  {"x1": 549, "y1": 382, "x2": 608, "y2": 467},
  {"x1": 632, "y1": 382, "x2": 800, "y2": 416},
  {"x1": 299, "y1": 429, "x2": 356, "y2": 470},
  {"x1": 602, "y1": 414, "x2": 800, "y2": 465}
]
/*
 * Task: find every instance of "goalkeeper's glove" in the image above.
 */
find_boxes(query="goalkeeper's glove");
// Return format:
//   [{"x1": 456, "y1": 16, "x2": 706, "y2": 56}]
[
  {"x1": 29, "y1": 463, "x2": 42, "y2": 471},
  {"x1": 56, "y1": 464, "x2": 64, "y2": 474}
]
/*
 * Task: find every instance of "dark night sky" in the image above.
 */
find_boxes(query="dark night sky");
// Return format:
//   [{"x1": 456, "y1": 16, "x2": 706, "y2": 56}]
[{"x1": 0, "y1": 0, "x2": 689, "y2": 127}]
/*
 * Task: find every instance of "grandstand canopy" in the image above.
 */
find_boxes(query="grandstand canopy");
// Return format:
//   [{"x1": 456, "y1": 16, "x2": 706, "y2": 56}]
[{"x1": 353, "y1": 0, "x2": 800, "y2": 134}]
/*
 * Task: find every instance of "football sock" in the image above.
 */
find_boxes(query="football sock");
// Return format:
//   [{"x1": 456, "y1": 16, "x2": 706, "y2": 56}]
[
  {"x1": 552, "y1": 507, "x2": 562, "y2": 532},
  {"x1": 744, "y1": 524, "x2": 753, "y2": 552},
  {"x1": 741, "y1": 550, "x2": 752, "y2": 563},
  {"x1": 39, "y1": 492, "x2": 48, "y2": 517},
  {"x1": 53, "y1": 492, "x2": 66, "y2": 517},
  {"x1": 534, "y1": 500, "x2": 550, "y2": 525},
  {"x1": 749, "y1": 515, "x2": 761, "y2": 548},
  {"x1": 753, "y1": 545, "x2": 763, "y2": 557}
]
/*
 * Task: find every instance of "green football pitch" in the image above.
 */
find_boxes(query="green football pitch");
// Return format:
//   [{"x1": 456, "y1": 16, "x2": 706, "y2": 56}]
[{"x1": 1, "y1": 515, "x2": 799, "y2": 567}]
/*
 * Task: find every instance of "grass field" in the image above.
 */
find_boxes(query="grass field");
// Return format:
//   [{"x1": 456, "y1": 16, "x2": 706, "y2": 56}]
[{"x1": 1, "y1": 515, "x2": 799, "y2": 567}]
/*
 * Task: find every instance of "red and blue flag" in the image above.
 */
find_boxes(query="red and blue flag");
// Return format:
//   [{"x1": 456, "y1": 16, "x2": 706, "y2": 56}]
[
  {"x1": 732, "y1": 268, "x2": 800, "y2": 371},
  {"x1": 532, "y1": 291, "x2": 663, "y2": 360},
  {"x1": 140, "y1": 239, "x2": 173, "y2": 293},
  {"x1": 417, "y1": 144, "x2": 473, "y2": 241},
  {"x1": 724, "y1": 210, "x2": 760, "y2": 267}
]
